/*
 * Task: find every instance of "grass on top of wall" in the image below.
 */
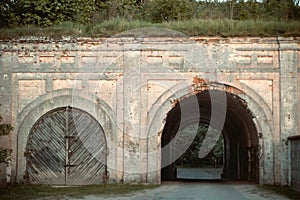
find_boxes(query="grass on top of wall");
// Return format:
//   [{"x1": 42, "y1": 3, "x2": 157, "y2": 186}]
[{"x1": 1, "y1": 18, "x2": 300, "y2": 39}]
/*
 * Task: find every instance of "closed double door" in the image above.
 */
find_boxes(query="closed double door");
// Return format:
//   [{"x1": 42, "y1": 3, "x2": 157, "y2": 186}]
[{"x1": 25, "y1": 107, "x2": 107, "y2": 185}]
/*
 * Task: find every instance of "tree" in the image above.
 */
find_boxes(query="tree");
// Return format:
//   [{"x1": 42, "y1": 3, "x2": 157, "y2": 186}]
[
  {"x1": 20, "y1": 0, "x2": 97, "y2": 26},
  {"x1": 0, "y1": 114, "x2": 13, "y2": 165},
  {"x1": 262, "y1": 0, "x2": 298, "y2": 20},
  {"x1": 176, "y1": 124, "x2": 224, "y2": 167},
  {"x1": 228, "y1": 0, "x2": 236, "y2": 20},
  {"x1": 248, "y1": 0, "x2": 260, "y2": 20},
  {"x1": 142, "y1": 0, "x2": 195, "y2": 23},
  {"x1": 0, "y1": 0, "x2": 21, "y2": 28},
  {"x1": 104, "y1": 0, "x2": 142, "y2": 20}
]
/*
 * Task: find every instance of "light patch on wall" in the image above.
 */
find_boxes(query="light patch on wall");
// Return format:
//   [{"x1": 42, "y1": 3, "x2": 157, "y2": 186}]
[
  {"x1": 229, "y1": 55, "x2": 251, "y2": 65},
  {"x1": 82, "y1": 56, "x2": 97, "y2": 64},
  {"x1": 53, "y1": 79, "x2": 82, "y2": 90},
  {"x1": 18, "y1": 56, "x2": 34, "y2": 64},
  {"x1": 88, "y1": 80, "x2": 117, "y2": 109},
  {"x1": 103, "y1": 56, "x2": 118, "y2": 64},
  {"x1": 18, "y1": 80, "x2": 46, "y2": 112},
  {"x1": 60, "y1": 56, "x2": 75, "y2": 63},
  {"x1": 239, "y1": 79, "x2": 273, "y2": 111},
  {"x1": 39, "y1": 55, "x2": 55, "y2": 63},
  {"x1": 147, "y1": 80, "x2": 184, "y2": 111},
  {"x1": 147, "y1": 56, "x2": 163, "y2": 64},
  {"x1": 168, "y1": 56, "x2": 184, "y2": 68},
  {"x1": 257, "y1": 55, "x2": 273, "y2": 64}
]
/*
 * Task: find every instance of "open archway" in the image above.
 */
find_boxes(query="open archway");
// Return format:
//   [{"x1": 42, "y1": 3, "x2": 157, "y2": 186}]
[{"x1": 161, "y1": 90, "x2": 259, "y2": 182}]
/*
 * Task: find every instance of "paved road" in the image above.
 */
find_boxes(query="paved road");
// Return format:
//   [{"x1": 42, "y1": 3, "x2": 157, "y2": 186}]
[
  {"x1": 176, "y1": 168, "x2": 222, "y2": 179},
  {"x1": 82, "y1": 181, "x2": 290, "y2": 200}
]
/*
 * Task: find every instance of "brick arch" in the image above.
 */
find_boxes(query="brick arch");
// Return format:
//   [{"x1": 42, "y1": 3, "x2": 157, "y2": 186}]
[
  {"x1": 15, "y1": 89, "x2": 117, "y2": 183},
  {"x1": 146, "y1": 81, "x2": 274, "y2": 184}
]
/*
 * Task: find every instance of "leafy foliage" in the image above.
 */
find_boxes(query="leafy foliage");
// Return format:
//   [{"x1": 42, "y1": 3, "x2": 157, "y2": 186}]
[
  {"x1": 106, "y1": 0, "x2": 142, "y2": 20},
  {"x1": 176, "y1": 124, "x2": 224, "y2": 168},
  {"x1": 141, "y1": 0, "x2": 196, "y2": 23},
  {"x1": 0, "y1": 114, "x2": 13, "y2": 165},
  {"x1": 195, "y1": 0, "x2": 300, "y2": 21},
  {"x1": 0, "y1": 149, "x2": 12, "y2": 165},
  {"x1": 0, "y1": 0, "x2": 21, "y2": 27},
  {"x1": 20, "y1": 0, "x2": 97, "y2": 26},
  {"x1": 1, "y1": 0, "x2": 300, "y2": 28}
]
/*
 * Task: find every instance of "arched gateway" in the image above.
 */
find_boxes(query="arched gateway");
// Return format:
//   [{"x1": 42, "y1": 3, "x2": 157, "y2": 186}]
[
  {"x1": 1, "y1": 37, "x2": 298, "y2": 186},
  {"x1": 24, "y1": 107, "x2": 107, "y2": 185},
  {"x1": 161, "y1": 90, "x2": 259, "y2": 182}
]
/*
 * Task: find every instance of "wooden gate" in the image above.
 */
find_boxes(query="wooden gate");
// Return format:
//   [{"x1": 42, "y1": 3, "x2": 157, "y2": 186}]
[{"x1": 25, "y1": 107, "x2": 107, "y2": 185}]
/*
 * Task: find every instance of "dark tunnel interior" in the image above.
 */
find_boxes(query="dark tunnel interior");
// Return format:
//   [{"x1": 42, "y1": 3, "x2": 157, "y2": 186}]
[{"x1": 161, "y1": 90, "x2": 259, "y2": 182}]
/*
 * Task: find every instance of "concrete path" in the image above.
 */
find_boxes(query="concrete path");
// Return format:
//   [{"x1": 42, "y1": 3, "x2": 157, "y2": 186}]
[
  {"x1": 176, "y1": 168, "x2": 222, "y2": 179},
  {"x1": 82, "y1": 181, "x2": 290, "y2": 200}
]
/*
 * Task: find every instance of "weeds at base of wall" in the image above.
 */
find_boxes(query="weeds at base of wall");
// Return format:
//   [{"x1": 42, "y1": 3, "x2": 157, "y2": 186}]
[
  {"x1": 0, "y1": 183, "x2": 159, "y2": 200},
  {"x1": 259, "y1": 185, "x2": 300, "y2": 200}
]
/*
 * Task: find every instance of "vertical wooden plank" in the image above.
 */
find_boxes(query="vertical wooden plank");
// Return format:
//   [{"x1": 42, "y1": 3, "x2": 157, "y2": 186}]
[
  {"x1": 26, "y1": 109, "x2": 66, "y2": 185},
  {"x1": 26, "y1": 107, "x2": 107, "y2": 185},
  {"x1": 67, "y1": 109, "x2": 107, "y2": 185}
]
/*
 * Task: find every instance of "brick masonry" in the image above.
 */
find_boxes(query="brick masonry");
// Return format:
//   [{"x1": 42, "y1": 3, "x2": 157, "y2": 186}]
[{"x1": 0, "y1": 35, "x2": 299, "y2": 185}]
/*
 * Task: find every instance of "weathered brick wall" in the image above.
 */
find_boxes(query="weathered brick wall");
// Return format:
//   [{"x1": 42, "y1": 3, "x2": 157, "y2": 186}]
[
  {"x1": 0, "y1": 36, "x2": 299, "y2": 185},
  {"x1": 289, "y1": 136, "x2": 300, "y2": 192}
]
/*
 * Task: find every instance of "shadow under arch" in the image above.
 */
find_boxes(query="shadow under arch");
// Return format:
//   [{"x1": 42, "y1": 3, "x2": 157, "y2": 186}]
[
  {"x1": 146, "y1": 82, "x2": 274, "y2": 184},
  {"x1": 15, "y1": 89, "x2": 117, "y2": 183},
  {"x1": 161, "y1": 90, "x2": 258, "y2": 182}
]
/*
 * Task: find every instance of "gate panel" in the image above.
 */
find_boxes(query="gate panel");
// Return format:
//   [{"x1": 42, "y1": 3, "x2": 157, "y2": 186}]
[
  {"x1": 66, "y1": 109, "x2": 107, "y2": 185},
  {"x1": 26, "y1": 107, "x2": 107, "y2": 185},
  {"x1": 26, "y1": 109, "x2": 66, "y2": 185}
]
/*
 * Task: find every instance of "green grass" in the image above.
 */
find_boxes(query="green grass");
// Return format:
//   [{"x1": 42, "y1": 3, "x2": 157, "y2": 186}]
[
  {"x1": 0, "y1": 21, "x2": 86, "y2": 39},
  {"x1": 259, "y1": 185, "x2": 300, "y2": 200},
  {"x1": 1, "y1": 18, "x2": 300, "y2": 39},
  {"x1": 0, "y1": 183, "x2": 159, "y2": 200},
  {"x1": 162, "y1": 19, "x2": 300, "y2": 37}
]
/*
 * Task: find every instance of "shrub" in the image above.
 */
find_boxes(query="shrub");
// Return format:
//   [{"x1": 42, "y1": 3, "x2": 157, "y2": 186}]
[
  {"x1": 20, "y1": 0, "x2": 96, "y2": 27},
  {"x1": 142, "y1": 0, "x2": 196, "y2": 23},
  {"x1": 0, "y1": 114, "x2": 13, "y2": 165}
]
